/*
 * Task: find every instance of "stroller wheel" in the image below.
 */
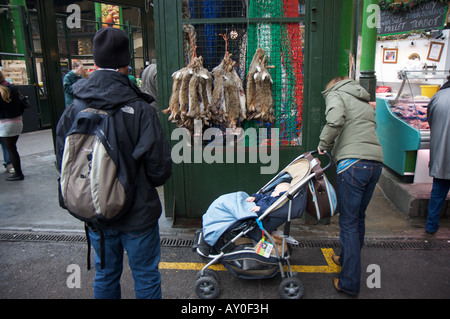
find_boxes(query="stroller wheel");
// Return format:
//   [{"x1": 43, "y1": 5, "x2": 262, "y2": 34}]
[
  {"x1": 279, "y1": 277, "x2": 304, "y2": 299},
  {"x1": 196, "y1": 269, "x2": 221, "y2": 284},
  {"x1": 195, "y1": 276, "x2": 220, "y2": 299}
]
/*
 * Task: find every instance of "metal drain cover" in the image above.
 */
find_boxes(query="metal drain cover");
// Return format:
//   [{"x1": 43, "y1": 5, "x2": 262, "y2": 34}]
[{"x1": 0, "y1": 232, "x2": 449, "y2": 250}]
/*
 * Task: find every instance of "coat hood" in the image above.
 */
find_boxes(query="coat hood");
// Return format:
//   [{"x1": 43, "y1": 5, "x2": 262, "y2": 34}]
[
  {"x1": 72, "y1": 69, "x2": 151, "y2": 110},
  {"x1": 322, "y1": 79, "x2": 371, "y2": 102}
]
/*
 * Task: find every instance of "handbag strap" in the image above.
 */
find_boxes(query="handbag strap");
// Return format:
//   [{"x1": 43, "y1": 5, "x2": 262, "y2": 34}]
[{"x1": 304, "y1": 152, "x2": 324, "y2": 180}]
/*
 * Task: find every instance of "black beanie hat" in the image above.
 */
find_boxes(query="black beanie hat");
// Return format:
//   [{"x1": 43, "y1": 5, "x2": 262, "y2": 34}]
[{"x1": 92, "y1": 28, "x2": 131, "y2": 69}]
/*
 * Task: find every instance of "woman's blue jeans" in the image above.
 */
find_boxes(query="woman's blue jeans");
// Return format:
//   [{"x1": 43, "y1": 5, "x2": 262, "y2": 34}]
[
  {"x1": 426, "y1": 178, "x2": 450, "y2": 233},
  {"x1": 88, "y1": 224, "x2": 161, "y2": 299},
  {"x1": 1, "y1": 140, "x2": 11, "y2": 167},
  {"x1": 337, "y1": 160, "x2": 382, "y2": 295}
]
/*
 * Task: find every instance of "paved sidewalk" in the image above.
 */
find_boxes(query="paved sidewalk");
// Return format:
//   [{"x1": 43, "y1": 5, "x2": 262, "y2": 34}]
[
  {"x1": 1, "y1": 129, "x2": 449, "y2": 302},
  {"x1": 1, "y1": 129, "x2": 449, "y2": 242}
]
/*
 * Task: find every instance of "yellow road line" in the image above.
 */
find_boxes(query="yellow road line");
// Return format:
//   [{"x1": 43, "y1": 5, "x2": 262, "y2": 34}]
[
  {"x1": 159, "y1": 248, "x2": 341, "y2": 274},
  {"x1": 290, "y1": 248, "x2": 341, "y2": 273},
  {"x1": 159, "y1": 262, "x2": 226, "y2": 271}
]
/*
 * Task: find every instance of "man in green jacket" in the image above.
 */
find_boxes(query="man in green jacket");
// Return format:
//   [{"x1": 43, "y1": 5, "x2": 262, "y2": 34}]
[
  {"x1": 63, "y1": 62, "x2": 85, "y2": 107},
  {"x1": 318, "y1": 77, "x2": 383, "y2": 296}
]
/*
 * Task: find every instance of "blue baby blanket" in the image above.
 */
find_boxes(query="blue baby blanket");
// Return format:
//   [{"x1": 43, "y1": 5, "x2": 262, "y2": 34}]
[{"x1": 202, "y1": 191, "x2": 257, "y2": 246}]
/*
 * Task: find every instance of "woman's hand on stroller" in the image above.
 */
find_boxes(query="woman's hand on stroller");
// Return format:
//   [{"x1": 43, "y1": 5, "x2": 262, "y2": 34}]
[
  {"x1": 250, "y1": 205, "x2": 261, "y2": 212},
  {"x1": 246, "y1": 196, "x2": 256, "y2": 202},
  {"x1": 317, "y1": 146, "x2": 326, "y2": 155}
]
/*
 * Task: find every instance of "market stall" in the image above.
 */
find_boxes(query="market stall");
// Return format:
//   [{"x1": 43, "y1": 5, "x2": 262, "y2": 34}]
[
  {"x1": 376, "y1": 70, "x2": 448, "y2": 182},
  {"x1": 374, "y1": 0, "x2": 449, "y2": 182}
]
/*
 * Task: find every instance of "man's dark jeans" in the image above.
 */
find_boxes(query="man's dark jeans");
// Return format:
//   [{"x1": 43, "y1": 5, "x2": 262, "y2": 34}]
[{"x1": 89, "y1": 224, "x2": 161, "y2": 299}]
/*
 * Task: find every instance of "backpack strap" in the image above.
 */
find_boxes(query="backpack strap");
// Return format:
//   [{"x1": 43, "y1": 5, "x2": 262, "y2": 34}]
[
  {"x1": 85, "y1": 224, "x2": 92, "y2": 270},
  {"x1": 99, "y1": 230, "x2": 105, "y2": 269},
  {"x1": 84, "y1": 224, "x2": 106, "y2": 270}
]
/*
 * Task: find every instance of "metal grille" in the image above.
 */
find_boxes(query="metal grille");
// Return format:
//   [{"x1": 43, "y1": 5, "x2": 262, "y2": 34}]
[
  {"x1": 160, "y1": 237, "x2": 194, "y2": 247},
  {"x1": 294, "y1": 239, "x2": 450, "y2": 251},
  {"x1": 0, "y1": 232, "x2": 194, "y2": 247},
  {"x1": 1, "y1": 232, "x2": 449, "y2": 250},
  {"x1": 364, "y1": 240, "x2": 450, "y2": 250},
  {"x1": 187, "y1": 0, "x2": 247, "y2": 19},
  {"x1": 184, "y1": 22, "x2": 248, "y2": 75},
  {"x1": 0, "y1": 232, "x2": 86, "y2": 243}
]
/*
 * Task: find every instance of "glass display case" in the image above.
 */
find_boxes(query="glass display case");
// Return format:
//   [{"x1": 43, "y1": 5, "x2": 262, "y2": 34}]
[{"x1": 376, "y1": 70, "x2": 448, "y2": 179}]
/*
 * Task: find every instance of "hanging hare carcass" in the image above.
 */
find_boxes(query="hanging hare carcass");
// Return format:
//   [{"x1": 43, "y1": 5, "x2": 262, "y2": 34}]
[
  {"x1": 211, "y1": 50, "x2": 246, "y2": 129},
  {"x1": 246, "y1": 48, "x2": 275, "y2": 123},
  {"x1": 164, "y1": 56, "x2": 213, "y2": 132}
]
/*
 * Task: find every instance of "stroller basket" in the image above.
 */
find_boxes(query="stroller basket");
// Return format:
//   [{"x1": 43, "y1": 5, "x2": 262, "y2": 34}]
[
  {"x1": 193, "y1": 150, "x2": 334, "y2": 299},
  {"x1": 222, "y1": 248, "x2": 280, "y2": 280}
]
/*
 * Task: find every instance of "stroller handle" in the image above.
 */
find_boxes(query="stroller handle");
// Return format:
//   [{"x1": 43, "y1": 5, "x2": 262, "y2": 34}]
[{"x1": 308, "y1": 149, "x2": 333, "y2": 172}]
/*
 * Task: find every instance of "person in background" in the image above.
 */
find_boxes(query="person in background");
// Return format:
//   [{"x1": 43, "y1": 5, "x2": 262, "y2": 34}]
[
  {"x1": 425, "y1": 75, "x2": 450, "y2": 234},
  {"x1": 128, "y1": 66, "x2": 138, "y2": 85},
  {"x1": 1, "y1": 140, "x2": 13, "y2": 173},
  {"x1": 63, "y1": 61, "x2": 85, "y2": 107},
  {"x1": 0, "y1": 69, "x2": 25, "y2": 181},
  {"x1": 317, "y1": 76, "x2": 383, "y2": 296},
  {"x1": 140, "y1": 62, "x2": 158, "y2": 110}
]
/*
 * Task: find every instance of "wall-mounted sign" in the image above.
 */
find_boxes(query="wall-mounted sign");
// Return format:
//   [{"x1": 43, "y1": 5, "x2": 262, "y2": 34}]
[
  {"x1": 377, "y1": 1, "x2": 448, "y2": 36},
  {"x1": 427, "y1": 41, "x2": 445, "y2": 61}
]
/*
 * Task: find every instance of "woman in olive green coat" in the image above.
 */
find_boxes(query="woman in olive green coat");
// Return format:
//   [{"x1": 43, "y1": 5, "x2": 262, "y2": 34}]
[{"x1": 318, "y1": 77, "x2": 383, "y2": 295}]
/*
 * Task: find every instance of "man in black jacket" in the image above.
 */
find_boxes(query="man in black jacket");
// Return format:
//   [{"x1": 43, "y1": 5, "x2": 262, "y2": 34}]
[{"x1": 56, "y1": 28, "x2": 172, "y2": 299}]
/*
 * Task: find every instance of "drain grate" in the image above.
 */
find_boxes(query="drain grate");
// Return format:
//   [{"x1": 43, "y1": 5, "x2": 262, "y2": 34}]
[
  {"x1": 364, "y1": 240, "x2": 450, "y2": 250},
  {"x1": 0, "y1": 232, "x2": 194, "y2": 247},
  {"x1": 160, "y1": 237, "x2": 194, "y2": 247},
  {"x1": 295, "y1": 241, "x2": 340, "y2": 249},
  {"x1": 294, "y1": 239, "x2": 450, "y2": 250},
  {"x1": 0, "y1": 232, "x2": 86, "y2": 243},
  {"x1": 0, "y1": 232, "x2": 449, "y2": 250}
]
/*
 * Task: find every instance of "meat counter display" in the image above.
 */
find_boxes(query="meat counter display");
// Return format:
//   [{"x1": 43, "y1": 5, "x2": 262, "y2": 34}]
[{"x1": 375, "y1": 70, "x2": 448, "y2": 180}]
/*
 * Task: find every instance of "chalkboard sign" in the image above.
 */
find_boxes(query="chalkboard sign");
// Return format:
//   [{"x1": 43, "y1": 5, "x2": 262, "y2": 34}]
[{"x1": 377, "y1": 1, "x2": 448, "y2": 35}]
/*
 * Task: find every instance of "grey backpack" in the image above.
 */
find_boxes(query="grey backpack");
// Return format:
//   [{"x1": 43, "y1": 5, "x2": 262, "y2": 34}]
[{"x1": 59, "y1": 104, "x2": 135, "y2": 229}]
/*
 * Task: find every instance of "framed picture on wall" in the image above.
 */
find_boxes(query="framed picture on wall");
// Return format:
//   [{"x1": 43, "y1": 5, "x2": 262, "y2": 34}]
[
  {"x1": 427, "y1": 42, "x2": 444, "y2": 62},
  {"x1": 383, "y1": 48, "x2": 398, "y2": 64}
]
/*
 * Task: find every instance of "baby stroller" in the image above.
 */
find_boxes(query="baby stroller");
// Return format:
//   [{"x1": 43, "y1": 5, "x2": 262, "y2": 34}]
[{"x1": 192, "y1": 150, "x2": 334, "y2": 299}]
